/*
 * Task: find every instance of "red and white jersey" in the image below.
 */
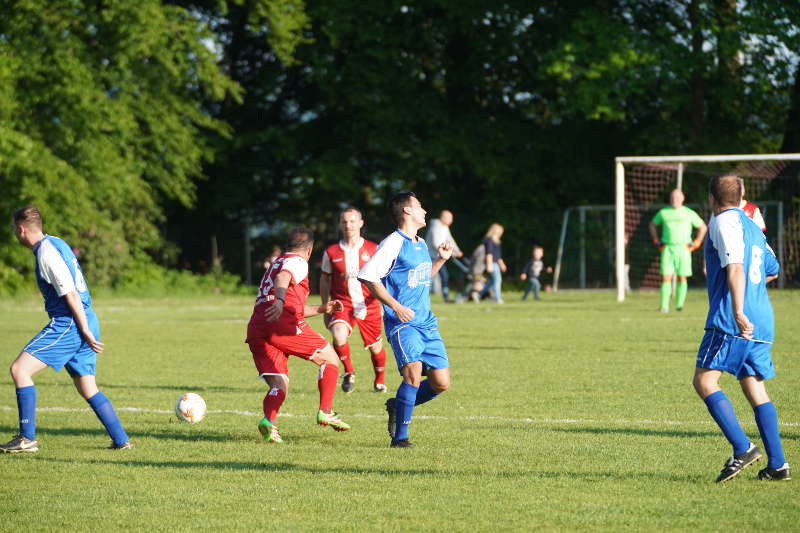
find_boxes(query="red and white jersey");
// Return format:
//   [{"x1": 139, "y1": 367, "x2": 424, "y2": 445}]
[
  {"x1": 252, "y1": 252, "x2": 309, "y2": 327},
  {"x1": 321, "y1": 238, "x2": 379, "y2": 319},
  {"x1": 741, "y1": 200, "x2": 766, "y2": 232}
]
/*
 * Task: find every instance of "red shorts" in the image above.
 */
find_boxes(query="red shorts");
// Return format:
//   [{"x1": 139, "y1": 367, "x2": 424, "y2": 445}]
[
  {"x1": 326, "y1": 305, "x2": 383, "y2": 348},
  {"x1": 246, "y1": 319, "x2": 329, "y2": 380}
]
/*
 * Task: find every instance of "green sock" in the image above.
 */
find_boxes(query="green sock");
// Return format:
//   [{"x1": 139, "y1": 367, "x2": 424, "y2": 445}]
[
  {"x1": 660, "y1": 282, "x2": 671, "y2": 310},
  {"x1": 676, "y1": 280, "x2": 688, "y2": 309}
]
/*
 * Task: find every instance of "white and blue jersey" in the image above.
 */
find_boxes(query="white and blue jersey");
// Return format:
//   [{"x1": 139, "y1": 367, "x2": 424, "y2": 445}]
[
  {"x1": 359, "y1": 230, "x2": 448, "y2": 372},
  {"x1": 33, "y1": 235, "x2": 93, "y2": 318},
  {"x1": 358, "y1": 230, "x2": 438, "y2": 336},
  {"x1": 704, "y1": 208, "x2": 778, "y2": 342},
  {"x1": 24, "y1": 235, "x2": 99, "y2": 376},
  {"x1": 697, "y1": 208, "x2": 779, "y2": 379}
]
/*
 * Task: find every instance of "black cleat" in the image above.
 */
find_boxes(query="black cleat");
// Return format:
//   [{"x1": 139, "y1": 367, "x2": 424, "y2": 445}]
[
  {"x1": 342, "y1": 372, "x2": 356, "y2": 393},
  {"x1": 385, "y1": 397, "x2": 397, "y2": 439},
  {"x1": 758, "y1": 464, "x2": 792, "y2": 481},
  {"x1": 390, "y1": 439, "x2": 412, "y2": 448},
  {"x1": 0, "y1": 435, "x2": 39, "y2": 453},
  {"x1": 716, "y1": 444, "x2": 762, "y2": 483}
]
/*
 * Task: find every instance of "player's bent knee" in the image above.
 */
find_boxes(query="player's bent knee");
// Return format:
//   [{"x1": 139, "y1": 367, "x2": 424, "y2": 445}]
[{"x1": 313, "y1": 346, "x2": 340, "y2": 366}]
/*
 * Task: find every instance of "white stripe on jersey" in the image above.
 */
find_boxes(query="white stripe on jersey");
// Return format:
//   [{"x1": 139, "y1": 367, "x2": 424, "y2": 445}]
[{"x1": 341, "y1": 239, "x2": 368, "y2": 319}]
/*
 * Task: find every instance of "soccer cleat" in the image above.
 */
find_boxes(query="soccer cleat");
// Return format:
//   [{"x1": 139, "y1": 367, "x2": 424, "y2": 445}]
[
  {"x1": 385, "y1": 397, "x2": 397, "y2": 439},
  {"x1": 390, "y1": 438, "x2": 412, "y2": 448},
  {"x1": 258, "y1": 417, "x2": 283, "y2": 443},
  {"x1": 676, "y1": 307, "x2": 684, "y2": 312},
  {"x1": 316, "y1": 410, "x2": 350, "y2": 432},
  {"x1": 373, "y1": 383, "x2": 387, "y2": 393},
  {"x1": 342, "y1": 372, "x2": 356, "y2": 393},
  {"x1": 758, "y1": 464, "x2": 792, "y2": 481},
  {"x1": 108, "y1": 441, "x2": 133, "y2": 450},
  {"x1": 659, "y1": 308, "x2": 669, "y2": 313},
  {"x1": 716, "y1": 444, "x2": 762, "y2": 483},
  {"x1": 0, "y1": 435, "x2": 39, "y2": 453}
]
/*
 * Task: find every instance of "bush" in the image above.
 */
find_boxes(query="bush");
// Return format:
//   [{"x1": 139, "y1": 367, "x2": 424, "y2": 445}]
[{"x1": 112, "y1": 260, "x2": 250, "y2": 297}]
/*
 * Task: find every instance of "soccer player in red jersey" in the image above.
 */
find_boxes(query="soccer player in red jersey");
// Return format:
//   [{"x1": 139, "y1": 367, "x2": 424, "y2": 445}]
[
  {"x1": 320, "y1": 207, "x2": 388, "y2": 393},
  {"x1": 246, "y1": 227, "x2": 351, "y2": 443}
]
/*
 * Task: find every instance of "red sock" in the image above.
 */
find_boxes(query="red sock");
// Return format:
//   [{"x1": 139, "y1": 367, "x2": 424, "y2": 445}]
[
  {"x1": 334, "y1": 343, "x2": 354, "y2": 373},
  {"x1": 371, "y1": 348, "x2": 386, "y2": 386},
  {"x1": 318, "y1": 364, "x2": 338, "y2": 413},
  {"x1": 262, "y1": 387, "x2": 286, "y2": 423}
]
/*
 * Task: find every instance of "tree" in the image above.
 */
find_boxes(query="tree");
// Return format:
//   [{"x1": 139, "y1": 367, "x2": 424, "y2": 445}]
[{"x1": 0, "y1": 0, "x2": 306, "y2": 291}]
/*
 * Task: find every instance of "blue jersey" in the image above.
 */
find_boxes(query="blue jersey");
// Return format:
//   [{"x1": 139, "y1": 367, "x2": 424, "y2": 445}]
[
  {"x1": 704, "y1": 208, "x2": 778, "y2": 342},
  {"x1": 358, "y1": 230, "x2": 437, "y2": 335},
  {"x1": 32, "y1": 235, "x2": 93, "y2": 318}
]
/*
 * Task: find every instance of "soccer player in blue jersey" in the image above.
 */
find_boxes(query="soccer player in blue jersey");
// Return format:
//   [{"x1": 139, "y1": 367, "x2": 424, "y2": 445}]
[
  {"x1": 693, "y1": 176, "x2": 790, "y2": 482},
  {"x1": 358, "y1": 192, "x2": 453, "y2": 448},
  {"x1": 0, "y1": 207, "x2": 131, "y2": 453}
]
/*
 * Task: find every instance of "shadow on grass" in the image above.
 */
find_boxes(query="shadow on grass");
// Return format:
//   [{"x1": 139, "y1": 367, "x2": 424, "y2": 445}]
[
  {"x1": 28, "y1": 456, "x2": 709, "y2": 482},
  {"x1": 554, "y1": 426, "x2": 800, "y2": 441},
  {"x1": 0, "y1": 424, "x2": 237, "y2": 443},
  {"x1": 41, "y1": 382, "x2": 250, "y2": 393}
]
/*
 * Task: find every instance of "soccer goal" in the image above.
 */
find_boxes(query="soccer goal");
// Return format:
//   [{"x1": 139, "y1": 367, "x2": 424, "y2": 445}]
[{"x1": 614, "y1": 154, "x2": 800, "y2": 301}]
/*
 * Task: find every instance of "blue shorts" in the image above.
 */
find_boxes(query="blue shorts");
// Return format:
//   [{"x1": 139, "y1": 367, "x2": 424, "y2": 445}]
[
  {"x1": 24, "y1": 314, "x2": 100, "y2": 377},
  {"x1": 696, "y1": 329, "x2": 774, "y2": 380},
  {"x1": 388, "y1": 325, "x2": 449, "y2": 374}
]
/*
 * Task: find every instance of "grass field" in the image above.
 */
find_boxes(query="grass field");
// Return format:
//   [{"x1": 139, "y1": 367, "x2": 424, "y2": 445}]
[{"x1": 1, "y1": 289, "x2": 798, "y2": 531}]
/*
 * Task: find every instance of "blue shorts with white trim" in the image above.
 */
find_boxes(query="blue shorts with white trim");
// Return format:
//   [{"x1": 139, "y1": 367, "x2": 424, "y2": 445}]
[
  {"x1": 24, "y1": 312, "x2": 100, "y2": 377},
  {"x1": 696, "y1": 328, "x2": 774, "y2": 380},
  {"x1": 388, "y1": 325, "x2": 449, "y2": 374}
]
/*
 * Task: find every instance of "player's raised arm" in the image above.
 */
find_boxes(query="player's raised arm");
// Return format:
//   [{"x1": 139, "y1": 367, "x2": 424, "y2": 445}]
[{"x1": 430, "y1": 241, "x2": 453, "y2": 277}]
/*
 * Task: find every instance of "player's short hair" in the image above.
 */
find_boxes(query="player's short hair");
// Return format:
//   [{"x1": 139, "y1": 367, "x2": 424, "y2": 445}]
[
  {"x1": 340, "y1": 206, "x2": 362, "y2": 219},
  {"x1": 13, "y1": 206, "x2": 43, "y2": 229},
  {"x1": 389, "y1": 191, "x2": 417, "y2": 226},
  {"x1": 709, "y1": 174, "x2": 742, "y2": 207},
  {"x1": 285, "y1": 227, "x2": 314, "y2": 251}
]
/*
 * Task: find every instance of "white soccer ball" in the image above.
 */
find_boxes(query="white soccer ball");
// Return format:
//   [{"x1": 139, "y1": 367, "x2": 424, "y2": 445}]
[{"x1": 175, "y1": 393, "x2": 206, "y2": 423}]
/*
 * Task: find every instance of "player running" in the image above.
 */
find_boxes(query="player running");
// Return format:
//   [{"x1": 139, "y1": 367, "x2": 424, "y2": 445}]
[
  {"x1": 320, "y1": 207, "x2": 388, "y2": 393},
  {"x1": 694, "y1": 175, "x2": 790, "y2": 482},
  {"x1": 1, "y1": 206, "x2": 131, "y2": 453},
  {"x1": 358, "y1": 192, "x2": 453, "y2": 448},
  {"x1": 246, "y1": 227, "x2": 351, "y2": 443}
]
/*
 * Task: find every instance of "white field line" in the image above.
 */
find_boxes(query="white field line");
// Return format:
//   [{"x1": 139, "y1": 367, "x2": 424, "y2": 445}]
[{"x1": 1, "y1": 405, "x2": 799, "y2": 427}]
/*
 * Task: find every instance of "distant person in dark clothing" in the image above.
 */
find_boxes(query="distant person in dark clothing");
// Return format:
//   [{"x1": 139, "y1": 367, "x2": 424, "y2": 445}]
[
  {"x1": 520, "y1": 245, "x2": 552, "y2": 301},
  {"x1": 476, "y1": 223, "x2": 507, "y2": 303}
]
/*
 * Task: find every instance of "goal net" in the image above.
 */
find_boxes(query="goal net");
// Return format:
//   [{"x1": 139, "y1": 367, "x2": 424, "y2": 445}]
[{"x1": 614, "y1": 154, "x2": 800, "y2": 301}]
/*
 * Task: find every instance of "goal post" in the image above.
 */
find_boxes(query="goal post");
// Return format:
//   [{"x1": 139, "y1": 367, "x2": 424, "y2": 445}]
[{"x1": 615, "y1": 154, "x2": 800, "y2": 302}]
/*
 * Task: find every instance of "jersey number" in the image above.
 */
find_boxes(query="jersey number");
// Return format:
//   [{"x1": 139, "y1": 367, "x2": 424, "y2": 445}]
[{"x1": 749, "y1": 245, "x2": 763, "y2": 284}]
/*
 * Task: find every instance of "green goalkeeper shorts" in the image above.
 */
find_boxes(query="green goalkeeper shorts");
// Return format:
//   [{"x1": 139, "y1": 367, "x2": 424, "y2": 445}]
[{"x1": 659, "y1": 243, "x2": 693, "y2": 276}]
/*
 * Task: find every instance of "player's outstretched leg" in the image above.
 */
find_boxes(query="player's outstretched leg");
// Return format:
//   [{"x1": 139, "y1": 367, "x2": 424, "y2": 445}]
[
  {"x1": 259, "y1": 385, "x2": 286, "y2": 443},
  {"x1": 315, "y1": 360, "x2": 350, "y2": 431},
  {"x1": 702, "y1": 389, "x2": 759, "y2": 482}
]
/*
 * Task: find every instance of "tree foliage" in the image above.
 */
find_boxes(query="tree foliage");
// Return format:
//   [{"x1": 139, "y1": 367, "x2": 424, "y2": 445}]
[{"x1": 0, "y1": 0, "x2": 305, "y2": 290}]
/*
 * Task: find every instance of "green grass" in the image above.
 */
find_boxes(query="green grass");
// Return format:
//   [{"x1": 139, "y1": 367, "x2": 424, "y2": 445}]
[{"x1": 1, "y1": 290, "x2": 798, "y2": 531}]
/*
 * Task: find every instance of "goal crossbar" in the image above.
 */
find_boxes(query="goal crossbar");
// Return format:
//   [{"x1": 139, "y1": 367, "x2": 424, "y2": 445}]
[{"x1": 614, "y1": 153, "x2": 800, "y2": 301}]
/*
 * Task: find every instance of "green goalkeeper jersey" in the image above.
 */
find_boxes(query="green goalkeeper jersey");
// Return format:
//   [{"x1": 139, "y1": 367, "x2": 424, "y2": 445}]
[{"x1": 651, "y1": 206, "x2": 704, "y2": 244}]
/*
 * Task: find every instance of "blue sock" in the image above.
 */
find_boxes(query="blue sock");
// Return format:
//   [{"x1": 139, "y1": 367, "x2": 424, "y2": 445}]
[
  {"x1": 415, "y1": 379, "x2": 439, "y2": 406},
  {"x1": 16, "y1": 386, "x2": 36, "y2": 440},
  {"x1": 754, "y1": 402, "x2": 786, "y2": 469},
  {"x1": 394, "y1": 382, "x2": 418, "y2": 441},
  {"x1": 704, "y1": 391, "x2": 750, "y2": 455},
  {"x1": 87, "y1": 392, "x2": 129, "y2": 446}
]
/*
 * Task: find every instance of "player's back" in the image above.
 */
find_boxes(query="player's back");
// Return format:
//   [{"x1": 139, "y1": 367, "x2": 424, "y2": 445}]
[
  {"x1": 34, "y1": 235, "x2": 92, "y2": 318},
  {"x1": 705, "y1": 208, "x2": 778, "y2": 342},
  {"x1": 251, "y1": 252, "x2": 310, "y2": 329}
]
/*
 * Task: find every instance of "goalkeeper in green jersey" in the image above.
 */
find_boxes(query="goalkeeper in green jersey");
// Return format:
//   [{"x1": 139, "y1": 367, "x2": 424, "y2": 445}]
[{"x1": 648, "y1": 189, "x2": 708, "y2": 312}]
